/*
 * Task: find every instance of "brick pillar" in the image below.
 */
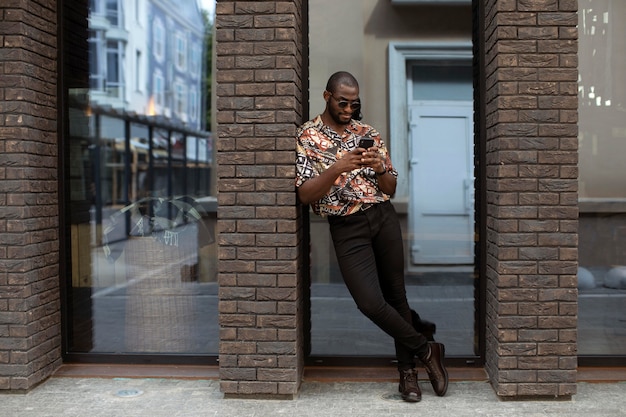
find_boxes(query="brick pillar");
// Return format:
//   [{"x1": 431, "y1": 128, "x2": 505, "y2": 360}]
[
  {"x1": 215, "y1": 0, "x2": 307, "y2": 397},
  {"x1": 481, "y1": 0, "x2": 578, "y2": 398},
  {"x1": 0, "y1": 0, "x2": 62, "y2": 391}
]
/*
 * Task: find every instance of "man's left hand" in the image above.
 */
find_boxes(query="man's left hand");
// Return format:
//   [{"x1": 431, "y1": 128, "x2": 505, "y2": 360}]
[{"x1": 359, "y1": 147, "x2": 385, "y2": 174}]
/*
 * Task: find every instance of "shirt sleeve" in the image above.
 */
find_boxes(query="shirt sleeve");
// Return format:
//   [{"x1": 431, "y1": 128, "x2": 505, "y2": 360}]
[{"x1": 295, "y1": 130, "x2": 319, "y2": 188}]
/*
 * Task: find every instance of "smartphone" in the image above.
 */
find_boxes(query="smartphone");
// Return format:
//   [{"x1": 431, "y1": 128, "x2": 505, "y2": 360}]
[{"x1": 358, "y1": 137, "x2": 375, "y2": 149}]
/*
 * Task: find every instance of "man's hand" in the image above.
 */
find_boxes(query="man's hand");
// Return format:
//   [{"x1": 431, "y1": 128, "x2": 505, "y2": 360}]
[
  {"x1": 336, "y1": 148, "x2": 368, "y2": 172},
  {"x1": 358, "y1": 146, "x2": 396, "y2": 196},
  {"x1": 358, "y1": 146, "x2": 385, "y2": 174}
]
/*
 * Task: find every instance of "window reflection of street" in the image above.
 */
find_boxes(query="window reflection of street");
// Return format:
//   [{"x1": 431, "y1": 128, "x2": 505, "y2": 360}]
[{"x1": 90, "y1": 220, "x2": 219, "y2": 354}]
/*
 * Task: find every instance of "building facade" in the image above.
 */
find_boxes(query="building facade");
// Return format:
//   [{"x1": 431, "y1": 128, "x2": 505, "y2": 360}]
[{"x1": 1, "y1": 0, "x2": 625, "y2": 400}]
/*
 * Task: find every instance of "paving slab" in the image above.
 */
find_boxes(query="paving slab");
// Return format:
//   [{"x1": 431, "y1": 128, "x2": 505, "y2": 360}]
[{"x1": 1, "y1": 377, "x2": 625, "y2": 417}]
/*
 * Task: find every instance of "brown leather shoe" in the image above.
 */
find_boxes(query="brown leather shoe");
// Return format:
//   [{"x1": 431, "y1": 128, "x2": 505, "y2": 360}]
[
  {"x1": 419, "y1": 342, "x2": 448, "y2": 396},
  {"x1": 398, "y1": 368, "x2": 422, "y2": 402}
]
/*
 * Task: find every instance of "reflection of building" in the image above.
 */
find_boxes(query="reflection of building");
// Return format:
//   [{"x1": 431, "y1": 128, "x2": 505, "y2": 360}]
[
  {"x1": 88, "y1": 0, "x2": 205, "y2": 130},
  {"x1": 82, "y1": 0, "x2": 211, "y2": 208},
  {"x1": 147, "y1": 0, "x2": 205, "y2": 127},
  {"x1": 2, "y1": 0, "x2": 625, "y2": 403}
]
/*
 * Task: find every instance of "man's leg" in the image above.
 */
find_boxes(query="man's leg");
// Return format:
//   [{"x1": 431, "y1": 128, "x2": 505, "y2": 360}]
[{"x1": 328, "y1": 208, "x2": 428, "y2": 358}]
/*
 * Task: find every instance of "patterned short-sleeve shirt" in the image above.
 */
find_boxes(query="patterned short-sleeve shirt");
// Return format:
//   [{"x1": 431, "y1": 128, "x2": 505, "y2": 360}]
[{"x1": 295, "y1": 115, "x2": 397, "y2": 217}]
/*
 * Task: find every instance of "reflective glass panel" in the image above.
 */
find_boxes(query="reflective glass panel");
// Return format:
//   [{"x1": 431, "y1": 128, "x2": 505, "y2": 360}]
[
  {"x1": 64, "y1": 0, "x2": 216, "y2": 355},
  {"x1": 578, "y1": 0, "x2": 626, "y2": 356}
]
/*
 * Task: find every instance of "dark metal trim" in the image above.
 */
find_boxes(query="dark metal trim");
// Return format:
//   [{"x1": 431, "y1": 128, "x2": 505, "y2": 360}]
[
  {"x1": 471, "y1": 0, "x2": 487, "y2": 365},
  {"x1": 63, "y1": 353, "x2": 219, "y2": 366},
  {"x1": 305, "y1": 355, "x2": 483, "y2": 368},
  {"x1": 578, "y1": 356, "x2": 626, "y2": 367}
]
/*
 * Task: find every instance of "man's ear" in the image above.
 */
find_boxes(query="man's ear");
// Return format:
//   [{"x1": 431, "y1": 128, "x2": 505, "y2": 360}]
[{"x1": 323, "y1": 90, "x2": 331, "y2": 101}]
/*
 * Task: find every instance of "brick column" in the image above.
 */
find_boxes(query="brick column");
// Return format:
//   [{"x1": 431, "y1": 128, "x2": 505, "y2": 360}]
[
  {"x1": 215, "y1": 1, "x2": 306, "y2": 397},
  {"x1": 0, "y1": 0, "x2": 62, "y2": 391},
  {"x1": 481, "y1": 0, "x2": 578, "y2": 398}
]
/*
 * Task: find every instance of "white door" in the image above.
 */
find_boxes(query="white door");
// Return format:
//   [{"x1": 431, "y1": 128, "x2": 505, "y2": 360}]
[{"x1": 409, "y1": 103, "x2": 474, "y2": 265}]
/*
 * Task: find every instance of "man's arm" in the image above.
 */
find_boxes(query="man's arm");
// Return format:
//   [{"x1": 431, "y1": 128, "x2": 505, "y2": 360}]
[
  {"x1": 360, "y1": 147, "x2": 397, "y2": 196},
  {"x1": 375, "y1": 169, "x2": 397, "y2": 196},
  {"x1": 297, "y1": 149, "x2": 364, "y2": 205}
]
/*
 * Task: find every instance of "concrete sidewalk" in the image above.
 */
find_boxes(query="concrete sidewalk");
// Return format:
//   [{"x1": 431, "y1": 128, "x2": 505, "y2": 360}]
[{"x1": 1, "y1": 376, "x2": 625, "y2": 417}]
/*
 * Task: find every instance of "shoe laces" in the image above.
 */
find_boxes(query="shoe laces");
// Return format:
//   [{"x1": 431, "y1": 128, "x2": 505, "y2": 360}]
[{"x1": 402, "y1": 369, "x2": 418, "y2": 384}]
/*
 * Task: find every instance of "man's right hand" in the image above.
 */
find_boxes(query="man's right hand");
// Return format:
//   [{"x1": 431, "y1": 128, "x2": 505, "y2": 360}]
[{"x1": 334, "y1": 148, "x2": 366, "y2": 173}]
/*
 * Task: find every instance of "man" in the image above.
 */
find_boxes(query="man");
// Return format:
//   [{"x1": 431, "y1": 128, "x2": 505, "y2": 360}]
[{"x1": 295, "y1": 71, "x2": 448, "y2": 402}]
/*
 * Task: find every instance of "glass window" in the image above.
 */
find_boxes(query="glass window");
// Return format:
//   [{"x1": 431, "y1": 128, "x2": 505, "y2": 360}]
[
  {"x1": 190, "y1": 43, "x2": 201, "y2": 79},
  {"x1": 578, "y1": 0, "x2": 626, "y2": 357},
  {"x1": 135, "y1": 50, "x2": 141, "y2": 92},
  {"x1": 64, "y1": 0, "x2": 215, "y2": 357},
  {"x1": 174, "y1": 81, "x2": 187, "y2": 118},
  {"x1": 176, "y1": 32, "x2": 187, "y2": 71},
  {"x1": 153, "y1": 19, "x2": 164, "y2": 62},
  {"x1": 307, "y1": 6, "x2": 477, "y2": 360},
  {"x1": 411, "y1": 63, "x2": 473, "y2": 101},
  {"x1": 88, "y1": 30, "x2": 105, "y2": 91},
  {"x1": 189, "y1": 87, "x2": 198, "y2": 122},
  {"x1": 106, "y1": 40, "x2": 124, "y2": 98},
  {"x1": 106, "y1": 0, "x2": 122, "y2": 27},
  {"x1": 153, "y1": 71, "x2": 164, "y2": 109}
]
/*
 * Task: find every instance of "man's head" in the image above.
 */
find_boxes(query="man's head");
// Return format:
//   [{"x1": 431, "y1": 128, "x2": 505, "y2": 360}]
[
  {"x1": 325, "y1": 71, "x2": 359, "y2": 94},
  {"x1": 323, "y1": 71, "x2": 361, "y2": 127}
]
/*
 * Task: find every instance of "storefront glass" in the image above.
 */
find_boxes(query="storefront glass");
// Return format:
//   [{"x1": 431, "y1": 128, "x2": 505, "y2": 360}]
[
  {"x1": 307, "y1": 1, "x2": 477, "y2": 361},
  {"x1": 578, "y1": 0, "x2": 626, "y2": 356},
  {"x1": 63, "y1": 0, "x2": 217, "y2": 356}
]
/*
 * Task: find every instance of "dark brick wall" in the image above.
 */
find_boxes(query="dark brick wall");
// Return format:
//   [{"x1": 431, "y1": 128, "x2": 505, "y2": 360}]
[
  {"x1": 215, "y1": 0, "x2": 307, "y2": 397},
  {"x1": 0, "y1": 0, "x2": 62, "y2": 391},
  {"x1": 481, "y1": 0, "x2": 578, "y2": 398}
]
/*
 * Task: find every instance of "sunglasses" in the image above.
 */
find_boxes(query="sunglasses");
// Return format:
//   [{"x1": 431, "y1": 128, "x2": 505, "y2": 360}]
[{"x1": 328, "y1": 93, "x2": 361, "y2": 110}]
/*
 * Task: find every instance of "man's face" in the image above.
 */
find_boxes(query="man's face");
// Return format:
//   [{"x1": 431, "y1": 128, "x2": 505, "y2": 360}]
[{"x1": 324, "y1": 84, "x2": 361, "y2": 126}]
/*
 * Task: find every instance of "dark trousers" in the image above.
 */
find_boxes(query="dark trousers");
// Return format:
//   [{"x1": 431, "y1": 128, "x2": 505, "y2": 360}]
[{"x1": 328, "y1": 200, "x2": 429, "y2": 370}]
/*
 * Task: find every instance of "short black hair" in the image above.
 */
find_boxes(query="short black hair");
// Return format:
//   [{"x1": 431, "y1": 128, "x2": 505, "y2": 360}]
[{"x1": 325, "y1": 71, "x2": 359, "y2": 94}]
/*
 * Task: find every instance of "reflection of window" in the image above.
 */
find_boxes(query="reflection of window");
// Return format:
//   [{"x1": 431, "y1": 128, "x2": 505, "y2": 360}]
[
  {"x1": 89, "y1": 0, "x2": 121, "y2": 24},
  {"x1": 175, "y1": 32, "x2": 187, "y2": 71},
  {"x1": 106, "y1": 40, "x2": 125, "y2": 98},
  {"x1": 135, "y1": 50, "x2": 142, "y2": 92},
  {"x1": 88, "y1": 30, "x2": 105, "y2": 91},
  {"x1": 174, "y1": 82, "x2": 187, "y2": 117},
  {"x1": 88, "y1": 29, "x2": 126, "y2": 99},
  {"x1": 190, "y1": 43, "x2": 200, "y2": 78},
  {"x1": 106, "y1": 0, "x2": 122, "y2": 27},
  {"x1": 579, "y1": 7, "x2": 612, "y2": 107},
  {"x1": 135, "y1": 0, "x2": 140, "y2": 22},
  {"x1": 154, "y1": 72, "x2": 164, "y2": 108},
  {"x1": 189, "y1": 87, "x2": 198, "y2": 122},
  {"x1": 153, "y1": 19, "x2": 164, "y2": 62}
]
